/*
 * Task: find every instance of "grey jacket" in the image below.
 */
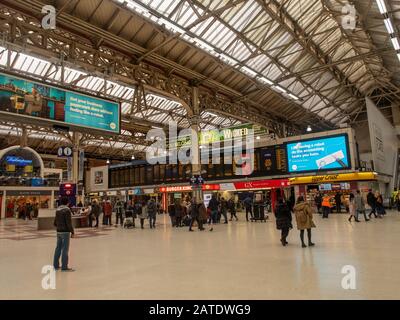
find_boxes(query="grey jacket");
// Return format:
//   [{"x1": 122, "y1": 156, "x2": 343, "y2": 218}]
[{"x1": 354, "y1": 194, "x2": 365, "y2": 211}]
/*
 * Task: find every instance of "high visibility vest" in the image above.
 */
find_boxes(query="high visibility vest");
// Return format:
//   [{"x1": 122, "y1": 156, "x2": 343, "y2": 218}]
[{"x1": 322, "y1": 197, "x2": 331, "y2": 207}]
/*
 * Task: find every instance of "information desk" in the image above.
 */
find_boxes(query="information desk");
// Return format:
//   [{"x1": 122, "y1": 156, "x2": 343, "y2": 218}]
[{"x1": 37, "y1": 208, "x2": 89, "y2": 230}]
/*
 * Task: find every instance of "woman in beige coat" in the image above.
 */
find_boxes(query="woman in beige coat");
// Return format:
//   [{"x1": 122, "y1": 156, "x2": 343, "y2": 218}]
[{"x1": 293, "y1": 196, "x2": 316, "y2": 248}]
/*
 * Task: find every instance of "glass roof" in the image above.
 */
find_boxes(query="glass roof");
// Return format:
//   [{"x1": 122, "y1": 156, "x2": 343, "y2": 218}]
[{"x1": 114, "y1": 0, "x2": 386, "y2": 125}]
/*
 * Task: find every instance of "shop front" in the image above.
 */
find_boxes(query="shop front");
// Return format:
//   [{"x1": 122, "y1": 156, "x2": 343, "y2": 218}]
[
  {"x1": 1, "y1": 188, "x2": 57, "y2": 219},
  {"x1": 159, "y1": 184, "x2": 220, "y2": 213},
  {"x1": 289, "y1": 172, "x2": 378, "y2": 210},
  {"x1": 216, "y1": 178, "x2": 291, "y2": 212}
]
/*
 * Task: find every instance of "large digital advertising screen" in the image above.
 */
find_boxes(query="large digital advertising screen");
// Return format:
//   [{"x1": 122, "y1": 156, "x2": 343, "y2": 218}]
[
  {"x1": 286, "y1": 134, "x2": 351, "y2": 173},
  {"x1": 0, "y1": 73, "x2": 120, "y2": 134}
]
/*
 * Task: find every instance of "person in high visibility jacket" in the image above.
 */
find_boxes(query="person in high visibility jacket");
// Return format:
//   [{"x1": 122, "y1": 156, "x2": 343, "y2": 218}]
[{"x1": 322, "y1": 194, "x2": 332, "y2": 218}]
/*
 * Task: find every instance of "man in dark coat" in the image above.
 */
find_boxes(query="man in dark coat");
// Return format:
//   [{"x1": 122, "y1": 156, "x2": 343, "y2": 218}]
[
  {"x1": 53, "y1": 196, "x2": 75, "y2": 271},
  {"x1": 335, "y1": 192, "x2": 342, "y2": 213},
  {"x1": 314, "y1": 192, "x2": 322, "y2": 214},
  {"x1": 274, "y1": 198, "x2": 292, "y2": 246},
  {"x1": 189, "y1": 199, "x2": 204, "y2": 231},
  {"x1": 243, "y1": 195, "x2": 254, "y2": 221}
]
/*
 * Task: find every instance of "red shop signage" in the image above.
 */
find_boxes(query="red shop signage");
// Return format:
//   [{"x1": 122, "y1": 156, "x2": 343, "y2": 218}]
[
  {"x1": 233, "y1": 179, "x2": 289, "y2": 190},
  {"x1": 159, "y1": 184, "x2": 220, "y2": 193},
  {"x1": 202, "y1": 184, "x2": 220, "y2": 191}
]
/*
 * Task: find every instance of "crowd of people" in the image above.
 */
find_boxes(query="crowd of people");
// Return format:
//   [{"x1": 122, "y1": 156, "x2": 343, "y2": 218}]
[
  {"x1": 78, "y1": 195, "x2": 245, "y2": 232},
  {"x1": 53, "y1": 188, "x2": 396, "y2": 271},
  {"x1": 312, "y1": 189, "x2": 387, "y2": 221},
  {"x1": 6, "y1": 201, "x2": 41, "y2": 220}
]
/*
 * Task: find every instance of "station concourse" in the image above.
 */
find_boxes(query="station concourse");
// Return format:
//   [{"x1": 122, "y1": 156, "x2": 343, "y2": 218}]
[{"x1": 0, "y1": 0, "x2": 399, "y2": 301}]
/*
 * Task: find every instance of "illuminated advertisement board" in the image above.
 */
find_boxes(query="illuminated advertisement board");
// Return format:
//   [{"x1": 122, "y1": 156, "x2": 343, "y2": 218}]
[
  {"x1": 286, "y1": 134, "x2": 351, "y2": 173},
  {"x1": 0, "y1": 72, "x2": 120, "y2": 134}
]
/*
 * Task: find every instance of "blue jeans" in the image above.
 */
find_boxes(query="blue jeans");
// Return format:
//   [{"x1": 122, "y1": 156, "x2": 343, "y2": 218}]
[{"x1": 53, "y1": 232, "x2": 71, "y2": 270}]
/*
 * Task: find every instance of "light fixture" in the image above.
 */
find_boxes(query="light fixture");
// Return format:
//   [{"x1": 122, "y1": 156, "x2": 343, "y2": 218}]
[
  {"x1": 258, "y1": 76, "x2": 273, "y2": 85},
  {"x1": 384, "y1": 18, "x2": 394, "y2": 34},
  {"x1": 106, "y1": 159, "x2": 110, "y2": 164},
  {"x1": 275, "y1": 86, "x2": 287, "y2": 94},
  {"x1": 306, "y1": 125, "x2": 312, "y2": 132},
  {"x1": 256, "y1": 136, "x2": 261, "y2": 140},
  {"x1": 289, "y1": 93, "x2": 299, "y2": 100},
  {"x1": 391, "y1": 37, "x2": 400, "y2": 50},
  {"x1": 241, "y1": 66, "x2": 258, "y2": 77},
  {"x1": 131, "y1": 155, "x2": 135, "y2": 160},
  {"x1": 376, "y1": 0, "x2": 388, "y2": 14}
]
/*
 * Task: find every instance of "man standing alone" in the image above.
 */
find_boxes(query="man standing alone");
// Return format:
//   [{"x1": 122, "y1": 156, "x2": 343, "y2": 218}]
[{"x1": 53, "y1": 196, "x2": 75, "y2": 272}]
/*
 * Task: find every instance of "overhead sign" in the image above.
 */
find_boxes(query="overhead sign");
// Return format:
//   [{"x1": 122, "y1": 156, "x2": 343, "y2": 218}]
[
  {"x1": 289, "y1": 172, "x2": 377, "y2": 185},
  {"x1": 160, "y1": 185, "x2": 192, "y2": 193},
  {"x1": 5, "y1": 156, "x2": 33, "y2": 166},
  {"x1": 286, "y1": 134, "x2": 351, "y2": 173},
  {"x1": 0, "y1": 72, "x2": 120, "y2": 134},
  {"x1": 128, "y1": 188, "x2": 142, "y2": 195},
  {"x1": 259, "y1": 145, "x2": 287, "y2": 175},
  {"x1": 233, "y1": 179, "x2": 290, "y2": 190}
]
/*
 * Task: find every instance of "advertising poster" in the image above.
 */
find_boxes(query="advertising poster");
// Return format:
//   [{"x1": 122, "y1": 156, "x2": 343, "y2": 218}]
[
  {"x1": 286, "y1": 135, "x2": 350, "y2": 173},
  {"x1": 94, "y1": 171, "x2": 104, "y2": 185},
  {"x1": 0, "y1": 73, "x2": 120, "y2": 134}
]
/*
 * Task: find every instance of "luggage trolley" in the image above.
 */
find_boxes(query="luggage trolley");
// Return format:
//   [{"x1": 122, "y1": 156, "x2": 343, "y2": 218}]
[{"x1": 251, "y1": 204, "x2": 268, "y2": 222}]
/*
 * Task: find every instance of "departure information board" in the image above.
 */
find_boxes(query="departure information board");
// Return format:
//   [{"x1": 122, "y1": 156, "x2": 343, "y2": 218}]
[{"x1": 260, "y1": 145, "x2": 287, "y2": 175}]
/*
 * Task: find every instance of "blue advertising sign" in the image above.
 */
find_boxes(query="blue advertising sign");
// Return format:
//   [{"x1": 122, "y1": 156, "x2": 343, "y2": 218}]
[
  {"x1": 0, "y1": 72, "x2": 120, "y2": 134},
  {"x1": 65, "y1": 92, "x2": 119, "y2": 133},
  {"x1": 286, "y1": 134, "x2": 351, "y2": 173}
]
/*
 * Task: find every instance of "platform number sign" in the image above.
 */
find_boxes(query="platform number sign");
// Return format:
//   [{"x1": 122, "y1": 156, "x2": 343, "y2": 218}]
[{"x1": 58, "y1": 147, "x2": 73, "y2": 158}]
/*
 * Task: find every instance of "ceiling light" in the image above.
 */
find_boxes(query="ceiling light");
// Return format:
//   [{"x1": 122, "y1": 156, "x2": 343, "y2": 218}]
[
  {"x1": 289, "y1": 93, "x2": 299, "y2": 100},
  {"x1": 131, "y1": 155, "x2": 135, "y2": 160},
  {"x1": 275, "y1": 86, "x2": 287, "y2": 93},
  {"x1": 391, "y1": 37, "x2": 400, "y2": 50},
  {"x1": 397, "y1": 53, "x2": 400, "y2": 62},
  {"x1": 384, "y1": 18, "x2": 394, "y2": 34},
  {"x1": 106, "y1": 159, "x2": 110, "y2": 164},
  {"x1": 258, "y1": 76, "x2": 273, "y2": 85},
  {"x1": 256, "y1": 136, "x2": 261, "y2": 140},
  {"x1": 306, "y1": 125, "x2": 312, "y2": 132},
  {"x1": 241, "y1": 66, "x2": 258, "y2": 77},
  {"x1": 376, "y1": 0, "x2": 388, "y2": 14}
]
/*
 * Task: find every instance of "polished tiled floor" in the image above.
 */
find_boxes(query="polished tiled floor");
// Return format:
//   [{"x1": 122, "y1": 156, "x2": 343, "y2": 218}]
[{"x1": 0, "y1": 211, "x2": 399, "y2": 300}]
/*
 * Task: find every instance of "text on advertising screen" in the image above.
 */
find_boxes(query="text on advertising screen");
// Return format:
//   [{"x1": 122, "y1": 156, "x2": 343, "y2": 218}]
[
  {"x1": 0, "y1": 73, "x2": 120, "y2": 134},
  {"x1": 286, "y1": 135, "x2": 350, "y2": 173}
]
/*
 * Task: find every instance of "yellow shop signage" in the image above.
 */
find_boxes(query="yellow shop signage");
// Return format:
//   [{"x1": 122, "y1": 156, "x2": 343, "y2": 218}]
[{"x1": 289, "y1": 172, "x2": 377, "y2": 184}]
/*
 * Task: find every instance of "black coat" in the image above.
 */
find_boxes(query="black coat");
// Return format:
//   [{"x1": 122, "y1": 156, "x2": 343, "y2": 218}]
[{"x1": 274, "y1": 203, "x2": 292, "y2": 230}]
